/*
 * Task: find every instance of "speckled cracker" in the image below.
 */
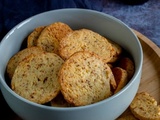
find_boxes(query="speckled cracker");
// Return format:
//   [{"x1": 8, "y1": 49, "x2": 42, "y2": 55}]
[
  {"x1": 130, "y1": 92, "x2": 160, "y2": 120},
  {"x1": 59, "y1": 29, "x2": 113, "y2": 63},
  {"x1": 36, "y1": 22, "x2": 73, "y2": 54},
  {"x1": 59, "y1": 51, "x2": 114, "y2": 106},
  {"x1": 112, "y1": 67, "x2": 128, "y2": 94},
  {"x1": 11, "y1": 52, "x2": 64, "y2": 104},
  {"x1": 6, "y1": 47, "x2": 44, "y2": 79},
  {"x1": 27, "y1": 26, "x2": 45, "y2": 47},
  {"x1": 108, "y1": 39, "x2": 123, "y2": 63},
  {"x1": 118, "y1": 57, "x2": 135, "y2": 79}
]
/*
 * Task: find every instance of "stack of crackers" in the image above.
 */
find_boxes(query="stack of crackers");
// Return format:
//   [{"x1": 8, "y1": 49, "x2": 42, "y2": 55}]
[{"x1": 6, "y1": 22, "x2": 135, "y2": 107}]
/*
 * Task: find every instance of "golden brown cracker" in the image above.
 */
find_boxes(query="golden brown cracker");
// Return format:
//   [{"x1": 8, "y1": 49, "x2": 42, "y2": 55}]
[
  {"x1": 27, "y1": 26, "x2": 45, "y2": 47},
  {"x1": 6, "y1": 47, "x2": 44, "y2": 79},
  {"x1": 112, "y1": 67, "x2": 128, "y2": 94},
  {"x1": 59, "y1": 51, "x2": 113, "y2": 106},
  {"x1": 130, "y1": 92, "x2": 160, "y2": 120},
  {"x1": 108, "y1": 39, "x2": 123, "y2": 63},
  {"x1": 36, "y1": 22, "x2": 73, "y2": 54},
  {"x1": 118, "y1": 57, "x2": 135, "y2": 79},
  {"x1": 11, "y1": 52, "x2": 64, "y2": 104},
  {"x1": 59, "y1": 29, "x2": 113, "y2": 63}
]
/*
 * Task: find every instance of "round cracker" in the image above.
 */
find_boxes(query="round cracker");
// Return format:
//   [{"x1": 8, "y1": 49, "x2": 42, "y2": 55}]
[
  {"x1": 118, "y1": 57, "x2": 135, "y2": 79},
  {"x1": 6, "y1": 47, "x2": 44, "y2": 79},
  {"x1": 112, "y1": 67, "x2": 128, "y2": 94},
  {"x1": 11, "y1": 52, "x2": 64, "y2": 104},
  {"x1": 27, "y1": 26, "x2": 45, "y2": 47},
  {"x1": 130, "y1": 92, "x2": 160, "y2": 120},
  {"x1": 59, "y1": 51, "x2": 113, "y2": 106},
  {"x1": 59, "y1": 29, "x2": 113, "y2": 63},
  {"x1": 108, "y1": 39, "x2": 123, "y2": 63},
  {"x1": 36, "y1": 22, "x2": 73, "y2": 53}
]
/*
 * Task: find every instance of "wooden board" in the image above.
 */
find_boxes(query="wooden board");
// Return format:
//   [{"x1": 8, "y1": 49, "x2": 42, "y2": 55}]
[
  {"x1": 0, "y1": 30, "x2": 159, "y2": 120},
  {"x1": 133, "y1": 29, "x2": 160, "y2": 103}
]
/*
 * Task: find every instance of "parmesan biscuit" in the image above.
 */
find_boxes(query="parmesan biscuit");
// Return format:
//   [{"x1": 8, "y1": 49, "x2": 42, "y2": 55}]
[
  {"x1": 118, "y1": 57, "x2": 135, "y2": 79},
  {"x1": 11, "y1": 52, "x2": 64, "y2": 104},
  {"x1": 130, "y1": 92, "x2": 160, "y2": 120},
  {"x1": 6, "y1": 47, "x2": 44, "y2": 79},
  {"x1": 36, "y1": 22, "x2": 73, "y2": 54},
  {"x1": 108, "y1": 39, "x2": 122, "y2": 63},
  {"x1": 112, "y1": 67, "x2": 128, "y2": 94},
  {"x1": 27, "y1": 26, "x2": 45, "y2": 47},
  {"x1": 59, "y1": 29, "x2": 113, "y2": 63},
  {"x1": 59, "y1": 51, "x2": 113, "y2": 106}
]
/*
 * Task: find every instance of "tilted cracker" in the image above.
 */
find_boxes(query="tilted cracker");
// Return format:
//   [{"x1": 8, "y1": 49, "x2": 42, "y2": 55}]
[
  {"x1": 6, "y1": 47, "x2": 44, "y2": 79},
  {"x1": 27, "y1": 26, "x2": 45, "y2": 47},
  {"x1": 11, "y1": 52, "x2": 64, "y2": 104},
  {"x1": 112, "y1": 67, "x2": 128, "y2": 94},
  {"x1": 59, "y1": 29, "x2": 113, "y2": 63},
  {"x1": 59, "y1": 51, "x2": 113, "y2": 106},
  {"x1": 118, "y1": 57, "x2": 135, "y2": 79},
  {"x1": 107, "y1": 39, "x2": 123, "y2": 63},
  {"x1": 130, "y1": 92, "x2": 160, "y2": 120},
  {"x1": 36, "y1": 22, "x2": 73, "y2": 54}
]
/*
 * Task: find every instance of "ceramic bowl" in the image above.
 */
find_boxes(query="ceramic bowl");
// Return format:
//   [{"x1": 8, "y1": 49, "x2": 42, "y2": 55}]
[{"x1": 0, "y1": 8, "x2": 143, "y2": 120}]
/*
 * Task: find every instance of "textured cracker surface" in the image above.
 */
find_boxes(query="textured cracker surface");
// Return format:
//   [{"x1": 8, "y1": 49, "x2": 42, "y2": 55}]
[
  {"x1": 6, "y1": 47, "x2": 44, "y2": 79},
  {"x1": 130, "y1": 92, "x2": 160, "y2": 120},
  {"x1": 11, "y1": 52, "x2": 64, "y2": 104},
  {"x1": 59, "y1": 51, "x2": 113, "y2": 106},
  {"x1": 27, "y1": 26, "x2": 45, "y2": 47},
  {"x1": 112, "y1": 67, "x2": 128, "y2": 94},
  {"x1": 36, "y1": 22, "x2": 73, "y2": 54},
  {"x1": 118, "y1": 57, "x2": 135, "y2": 79},
  {"x1": 59, "y1": 29, "x2": 113, "y2": 63}
]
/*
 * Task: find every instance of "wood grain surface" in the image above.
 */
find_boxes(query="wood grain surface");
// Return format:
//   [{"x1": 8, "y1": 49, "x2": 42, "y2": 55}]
[
  {"x1": 133, "y1": 29, "x2": 160, "y2": 103},
  {"x1": 0, "y1": 30, "x2": 159, "y2": 119}
]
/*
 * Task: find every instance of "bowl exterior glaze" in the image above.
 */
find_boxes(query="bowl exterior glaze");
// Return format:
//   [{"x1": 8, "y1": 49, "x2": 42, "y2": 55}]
[{"x1": 0, "y1": 9, "x2": 143, "y2": 120}]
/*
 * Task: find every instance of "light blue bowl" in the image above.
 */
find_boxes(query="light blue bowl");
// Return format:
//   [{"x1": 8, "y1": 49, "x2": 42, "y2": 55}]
[{"x1": 0, "y1": 8, "x2": 143, "y2": 120}]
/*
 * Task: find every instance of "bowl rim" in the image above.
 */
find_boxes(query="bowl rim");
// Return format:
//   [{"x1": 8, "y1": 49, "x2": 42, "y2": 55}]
[{"x1": 0, "y1": 8, "x2": 143, "y2": 110}]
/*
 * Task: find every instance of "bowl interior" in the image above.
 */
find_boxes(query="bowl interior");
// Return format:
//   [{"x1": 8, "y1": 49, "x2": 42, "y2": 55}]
[{"x1": 0, "y1": 8, "x2": 143, "y2": 107}]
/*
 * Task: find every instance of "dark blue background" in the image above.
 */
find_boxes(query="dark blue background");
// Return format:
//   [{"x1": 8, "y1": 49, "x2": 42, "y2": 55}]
[{"x1": 0, "y1": 0, "x2": 160, "y2": 46}]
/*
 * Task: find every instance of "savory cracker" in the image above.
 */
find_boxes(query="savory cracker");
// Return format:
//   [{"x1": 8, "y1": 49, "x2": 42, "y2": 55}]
[
  {"x1": 11, "y1": 52, "x2": 64, "y2": 104},
  {"x1": 27, "y1": 26, "x2": 45, "y2": 47},
  {"x1": 6, "y1": 47, "x2": 44, "y2": 79},
  {"x1": 108, "y1": 39, "x2": 122, "y2": 63},
  {"x1": 130, "y1": 92, "x2": 160, "y2": 120},
  {"x1": 59, "y1": 51, "x2": 113, "y2": 106},
  {"x1": 59, "y1": 29, "x2": 113, "y2": 63},
  {"x1": 112, "y1": 67, "x2": 128, "y2": 94},
  {"x1": 118, "y1": 57, "x2": 135, "y2": 79},
  {"x1": 36, "y1": 22, "x2": 73, "y2": 54}
]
